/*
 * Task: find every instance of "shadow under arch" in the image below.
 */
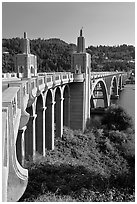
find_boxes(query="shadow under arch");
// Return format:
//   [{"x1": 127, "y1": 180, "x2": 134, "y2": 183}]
[
  {"x1": 35, "y1": 94, "x2": 44, "y2": 154},
  {"x1": 109, "y1": 76, "x2": 118, "y2": 102},
  {"x1": 45, "y1": 89, "x2": 54, "y2": 150},
  {"x1": 54, "y1": 86, "x2": 62, "y2": 138},
  {"x1": 63, "y1": 84, "x2": 70, "y2": 127},
  {"x1": 16, "y1": 105, "x2": 35, "y2": 165},
  {"x1": 25, "y1": 105, "x2": 35, "y2": 160}
]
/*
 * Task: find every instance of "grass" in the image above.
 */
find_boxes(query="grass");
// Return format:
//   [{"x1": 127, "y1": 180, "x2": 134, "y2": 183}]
[{"x1": 19, "y1": 107, "x2": 135, "y2": 202}]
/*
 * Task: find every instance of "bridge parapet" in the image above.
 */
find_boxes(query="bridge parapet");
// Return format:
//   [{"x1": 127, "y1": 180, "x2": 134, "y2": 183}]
[
  {"x1": 2, "y1": 72, "x2": 24, "y2": 79},
  {"x1": 91, "y1": 71, "x2": 126, "y2": 80},
  {"x1": 2, "y1": 72, "x2": 75, "y2": 109}
]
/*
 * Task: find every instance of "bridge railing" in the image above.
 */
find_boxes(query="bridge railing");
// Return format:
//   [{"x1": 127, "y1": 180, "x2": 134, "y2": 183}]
[
  {"x1": 91, "y1": 71, "x2": 125, "y2": 80},
  {"x1": 38, "y1": 72, "x2": 74, "y2": 86},
  {"x1": 2, "y1": 73, "x2": 24, "y2": 79},
  {"x1": 2, "y1": 73, "x2": 17, "y2": 79}
]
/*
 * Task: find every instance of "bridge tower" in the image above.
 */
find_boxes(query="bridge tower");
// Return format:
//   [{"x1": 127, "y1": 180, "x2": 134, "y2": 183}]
[
  {"x1": 70, "y1": 29, "x2": 91, "y2": 131},
  {"x1": 15, "y1": 32, "x2": 37, "y2": 78}
]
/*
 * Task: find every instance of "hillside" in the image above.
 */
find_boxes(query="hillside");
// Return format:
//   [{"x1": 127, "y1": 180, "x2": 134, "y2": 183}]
[{"x1": 2, "y1": 37, "x2": 135, "y2": 73}]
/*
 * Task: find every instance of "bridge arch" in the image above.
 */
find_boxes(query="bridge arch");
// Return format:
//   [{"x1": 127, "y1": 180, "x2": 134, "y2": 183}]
[
  {"x1": 90, "y1": 79, "x2": 109, "y2": 109},
  {"x1": 35, "y1": 93, "x2": 45, "y2": 154},
  {"x1": 62, "y1": 84, "x2": 70, "y2": 127}
]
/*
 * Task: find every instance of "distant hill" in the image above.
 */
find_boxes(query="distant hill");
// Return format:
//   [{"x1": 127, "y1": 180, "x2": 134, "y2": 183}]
[
  {"x1": 2, "y1": 37, "x2": 134, "y2": 73},
  {"x1": 87, "y1": 44, "x2": 135, "y2": 72},
  {"x1": 2, "y1": 37, "x2": 77, "y2": 73}
]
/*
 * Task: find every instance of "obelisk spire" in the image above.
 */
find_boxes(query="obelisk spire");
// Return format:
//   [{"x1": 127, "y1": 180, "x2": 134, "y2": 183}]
[
  {"x1": 77, "y1": 28, "x2": 85, "y2": 53},
  {"x1": 22, "y1": 32, "x2": 30, "y2": 54},
  {"x1": 80, "y1": 27, "x2": 83, "y2": 37}
]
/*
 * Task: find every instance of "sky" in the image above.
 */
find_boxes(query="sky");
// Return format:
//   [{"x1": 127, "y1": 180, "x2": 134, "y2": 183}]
[{"x1": 2, "y1": 1, "x2": 135, "y2": 47}]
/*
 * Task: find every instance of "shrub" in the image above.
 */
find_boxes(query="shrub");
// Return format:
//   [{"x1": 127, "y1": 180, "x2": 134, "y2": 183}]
[
  {"x1": 20, "y1": 126, "x2": 135, "y2": 202},
  {"x1": 101, "y1": 106, "x2": 133, "y2": 131}
]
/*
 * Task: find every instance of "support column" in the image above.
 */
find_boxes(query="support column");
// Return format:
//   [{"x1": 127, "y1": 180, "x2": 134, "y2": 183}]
[
  {"x1": 16, "y1": 126, "x2": 27, "y2": 166},
  {"x1": 45, "y1": 101, "x2": 55, "y2": 150}
]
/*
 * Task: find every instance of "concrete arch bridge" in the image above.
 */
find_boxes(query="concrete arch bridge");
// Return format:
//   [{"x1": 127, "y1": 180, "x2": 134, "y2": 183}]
[
  {"x1": 2, "y1": 30, "x2": 128, "y2": 201},
  {"x1": 2, "y1": 71, "x2": 127, "y2": 201}
]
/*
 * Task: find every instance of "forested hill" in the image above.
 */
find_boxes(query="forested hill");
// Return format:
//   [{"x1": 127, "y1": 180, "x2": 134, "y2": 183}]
[
  {"x1": 2, "y1": 38, "x2": 76, "y2": 73},
  {"x1": 2, "y1": 37, "x2": 135, "y2": 73}
]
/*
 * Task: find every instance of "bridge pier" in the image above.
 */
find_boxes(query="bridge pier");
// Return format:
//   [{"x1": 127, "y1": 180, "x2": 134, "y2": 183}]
[
  {"x1": 70, "y1": 83, "x2": 84, "y2": 130},
  {"x1": 69, "y1": 80, "x2": 90, "y2": 131}
]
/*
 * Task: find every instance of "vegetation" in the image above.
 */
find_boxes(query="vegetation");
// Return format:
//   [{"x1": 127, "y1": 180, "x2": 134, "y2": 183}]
[
  {"x1": 19, "y1": 106, "x2": 135, "y2": 202},
  {"x1": 101, "y1": 106, "x2": 133, "y2": 131},
  {"x1": 2, "y1": 37, "x2": 135, "y2": 73},
  {"x1": 87, "y1": 44, "x2": 135, "y2": 72},
  {"x1": 2, "y1": 38, "x2": 75, "y2": 73}
]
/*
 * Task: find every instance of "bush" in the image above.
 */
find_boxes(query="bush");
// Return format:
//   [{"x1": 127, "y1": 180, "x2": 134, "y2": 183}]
[
  {"x1": 101, "y1": 106, "x2": 133, "y2": 131},
  {"x1": 20, "y1": 126, "x2": 135, "y2": 202}
]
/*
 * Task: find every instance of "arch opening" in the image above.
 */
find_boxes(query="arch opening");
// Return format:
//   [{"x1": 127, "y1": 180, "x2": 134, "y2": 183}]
[
  {"x1": 45, "y1": 89, "x2": 53, "y2": 150},
  {"x1": 110, "y1": 77, "x2": 118, "y2": 103},
  {"x1": 16, "y1": 105, "x2": 34, "y2": 165},
  {"x1": 24, "y1": 105, "x2": 34, "y2": 160},
  {"x1": 118, "y1": 75, "x2": 122, "y2": 92},
  {"x1": 35, "y1": 94, "x2": 43, "y2": 154},
  {"x1": 63, "y1": 85, "x2": 70, "y2": 127},
  {"x1": 54, "y1": 87, "x2": 61, "y2": 137},
  {"x1": 90, "y1": 80, "x2": 108, "y2": 115},
  {"x1": 16, "y1": 129, "x2": 24, "y2": 166}
]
